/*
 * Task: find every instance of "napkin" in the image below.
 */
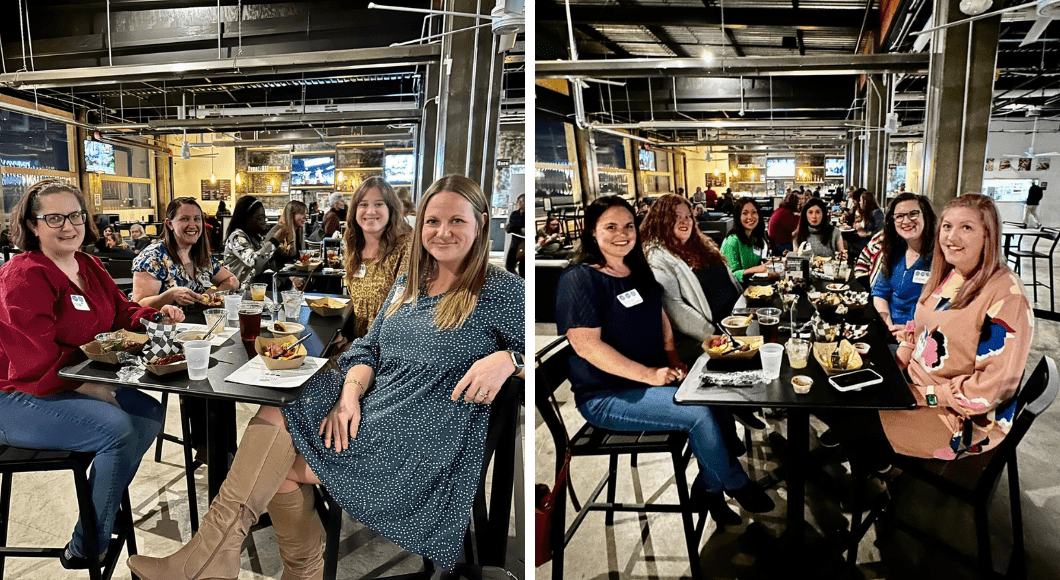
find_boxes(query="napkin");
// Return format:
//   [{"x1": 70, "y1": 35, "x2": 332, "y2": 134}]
[
  {"x1": 225, "y1": 356, "x2": 328, "y2": 389},
  {"x1": 139, "y1": 317, "x2": 180, "y2": 361}
]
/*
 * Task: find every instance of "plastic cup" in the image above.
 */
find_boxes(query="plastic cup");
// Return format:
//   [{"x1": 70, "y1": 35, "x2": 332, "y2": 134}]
[
  {"x1": 204, "y1": 308, "x2": 226, "y2": 334},
  {"x1": 785, "y1": 338, "x2": 811, "y2": 369},
  {"x1": 224, "y1": 294, "x2": 243, "y2": 321},
  {"x1": 282, "y1": 290, "x2": 303, "y2": 319},
  {"x1": 250, "y1": 283, "x2": 267, "y2": 302},
  {"x1": 184, "y1": 340, "x2": 211, "y2": 380},
  {"x1": 760, "y1": 343, "x2": 785, "y2": 381},
  {"x1": 239, "y1": 302, "x2": 264, "y2": 342},
  {"x1": 758, "y1": 315, "x2": 780, "y2": 343}
]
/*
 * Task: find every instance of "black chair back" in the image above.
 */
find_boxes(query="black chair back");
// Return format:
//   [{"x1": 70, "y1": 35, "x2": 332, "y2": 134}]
[
  {"x1": 535, "y1": 336, "x2": 574, "y2": 477},
  {"x1": 105, "y1": 259, "x2": 134, "y2": 279}
]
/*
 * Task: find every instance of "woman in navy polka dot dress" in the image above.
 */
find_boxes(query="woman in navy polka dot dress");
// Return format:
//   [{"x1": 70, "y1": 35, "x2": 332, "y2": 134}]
[{"x1": 129, "y1": 175, "x2": 526, "y2": 580}]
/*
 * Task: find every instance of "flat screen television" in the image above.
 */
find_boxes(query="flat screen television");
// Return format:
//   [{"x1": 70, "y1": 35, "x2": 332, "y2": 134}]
[
  {"x1": 825, "y1": 158, "x2": 845, "y2": 177},
  {"x1": 384, "y1": 153, "x2": 415, "y2": 184},
  {"x1": 84, "y1": 140, "x2": 115, "y2": 174},
  {"x1": 639, "y1": 149, "x2": 656, "y2": 171},
  {"x1": 291, "y1": 155, "x2": 335, "y2": 186},
  {"x1": 766, "y1": 158, "x2": 795, "y2": 178}
]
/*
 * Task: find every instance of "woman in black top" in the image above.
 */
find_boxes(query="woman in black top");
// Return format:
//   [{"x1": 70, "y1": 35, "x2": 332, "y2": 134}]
[{"x1": 555, "y1": 196, "x2": 774, "y2": 526}]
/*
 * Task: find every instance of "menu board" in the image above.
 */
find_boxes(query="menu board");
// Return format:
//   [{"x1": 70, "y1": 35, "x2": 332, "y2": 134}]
[{"x1": 201, "y1": 179, "x2": 231, "y2": 201}]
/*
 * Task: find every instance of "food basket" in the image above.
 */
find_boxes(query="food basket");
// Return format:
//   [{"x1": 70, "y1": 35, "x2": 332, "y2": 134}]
[
  {"x1": 743, "y1": 284, "x2": 775, "y2": 306},
  {"x1": 306, "y1": 296, "x2": 346, "y2": 317},
  {"x1": 703, "y1": 335, "x2": 764, "y2": 360},
  {"x1": 145, "y1": 352, "x2": 189, "y2": 376},
  {"x1": 255, "y1": 336, "x2": 307, "y2": 370},
  {"x1": 812, "y1": 340, "x2": 863, "y2": 375},
  {"x1": 81, "y1": 331, "x2": 148, "y2": 364}
]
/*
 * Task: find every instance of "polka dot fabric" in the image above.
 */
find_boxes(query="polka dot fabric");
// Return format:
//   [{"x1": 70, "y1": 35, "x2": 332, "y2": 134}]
[{"x1": 282, "y1": 266, "x2": 525, "y2": 568}]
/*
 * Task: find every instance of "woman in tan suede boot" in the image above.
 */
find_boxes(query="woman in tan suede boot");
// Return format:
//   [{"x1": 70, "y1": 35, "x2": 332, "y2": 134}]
[{"x1": 129, "y1": 175, "x2": 525, "y2": 579}]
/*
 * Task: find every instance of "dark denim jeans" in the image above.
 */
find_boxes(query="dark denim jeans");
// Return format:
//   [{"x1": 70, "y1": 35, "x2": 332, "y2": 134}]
[
  {"x1": 0, "y1": 387, "x2": 163, "y2": 558},
  {"x1": 578, "y1": 386, "x2": 750, "y2": 493}
]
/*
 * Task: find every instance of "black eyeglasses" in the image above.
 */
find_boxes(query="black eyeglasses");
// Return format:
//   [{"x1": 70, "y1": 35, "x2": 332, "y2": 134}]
[
  {"x1": 892, "y1": 210, "x2": 922, "y2": 223},
  {"x1": 35, "y1": 211, "x2": 87, "y2": 228}
]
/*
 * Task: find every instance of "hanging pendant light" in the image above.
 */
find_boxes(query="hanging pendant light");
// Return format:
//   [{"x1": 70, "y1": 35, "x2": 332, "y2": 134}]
[{"x1": 210, "y1": 156, "x2": 217, "y2": 184}]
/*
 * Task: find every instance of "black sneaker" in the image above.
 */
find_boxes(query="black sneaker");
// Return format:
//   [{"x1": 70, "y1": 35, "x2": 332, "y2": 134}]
[
  {"x1": 818, "y1": 428, "x2": 841, "y2": 449},
  {"x1": 59, "y1": 543, "x2": 107, "y2": 570},
  {"x1": 726, "y1": 482, "x2": 776, "y2": 513}
]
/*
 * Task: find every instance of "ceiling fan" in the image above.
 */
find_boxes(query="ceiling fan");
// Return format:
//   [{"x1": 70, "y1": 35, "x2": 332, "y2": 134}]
[
  {"x1": 180, "y1": 131, "x2": 217, "y2": 160},
  {"x1": 914, "y1": 0, "x2": 1059, "y2": 47},
  {"x1": 1002, "y1": 118, "x2": 1060, "y2": 157}
]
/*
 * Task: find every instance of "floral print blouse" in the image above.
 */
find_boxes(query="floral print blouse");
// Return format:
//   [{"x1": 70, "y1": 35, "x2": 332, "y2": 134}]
[{"x1": 132, "y1": 240, "x2": 223, "y2": 295}]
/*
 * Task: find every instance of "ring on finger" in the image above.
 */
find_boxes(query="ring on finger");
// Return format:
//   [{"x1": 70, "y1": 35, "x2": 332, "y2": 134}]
[{"x1": 476, "y1": 390, "x2": 488, "y2": 398}]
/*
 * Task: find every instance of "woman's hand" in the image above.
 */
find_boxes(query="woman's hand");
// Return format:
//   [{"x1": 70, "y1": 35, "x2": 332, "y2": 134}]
[
  {"x1": 159, "y1": 305, "x2": 185, "y2": 324},
  {"x1": 274, "y1": 226, "x2": 290, "y2": 243},
  {"x1": 645, "y1": 366, "x2": 682, "y2": 386},
  {"x1": 165, "y1": 286, "x2": 203, "y2": 306},
  {"x1": 292, "y1": 277, "x2": 305, "y2": 290},
  {"x1": 451, "y1": 350, "x2": 515, "y2": 405},
  {"x1": 746, "y1": 264, "x2": 768, "y2": 275},
  {"x1": 75, "y1": 382, "x2": 120, "y2": 409},
  {"x1": 318, "y1": 396, "x2": 361, "y2": 453}
]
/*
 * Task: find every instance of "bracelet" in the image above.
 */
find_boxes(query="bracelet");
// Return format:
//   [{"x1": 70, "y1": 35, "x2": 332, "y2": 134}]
[{"x1": 343, "y1": 378, "x2": 365, "y2": 398}]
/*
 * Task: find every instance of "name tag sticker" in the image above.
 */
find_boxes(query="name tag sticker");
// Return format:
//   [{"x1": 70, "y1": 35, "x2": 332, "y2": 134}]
[
  {"x1": 913, "y1": 269, "x2": 930, "y2": 284},
  {"x1": 617, "y1": 289, "x2": 644, "y2": 308},
  {"x1": 71, "y1": 295, "x2": 90, "y2": 311},
  {"x1": 354, "y1": 264, "x2": 367, "y2": 278}
]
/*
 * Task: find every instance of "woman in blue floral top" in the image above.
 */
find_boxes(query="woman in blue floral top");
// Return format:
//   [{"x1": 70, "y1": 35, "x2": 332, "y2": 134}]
[{"x1": 132, "y1": 197, "x2": 238, "y2": 309}]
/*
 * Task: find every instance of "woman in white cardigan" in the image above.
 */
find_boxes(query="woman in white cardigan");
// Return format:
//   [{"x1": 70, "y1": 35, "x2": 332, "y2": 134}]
[{"x1": 640, "y1": 194, "x2": 744, "y2": 363}]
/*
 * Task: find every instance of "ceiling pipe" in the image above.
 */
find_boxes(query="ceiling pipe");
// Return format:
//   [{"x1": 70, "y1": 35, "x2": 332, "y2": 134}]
[
  {"x1": 93, "y1": 132, "x2": 171, "y2": 154},
  {"x1": 537, "y1": 54, "x2": 931, "y2": 79},
  {"x1": 0, "y1": 100, "x2": 95, "y2": 130}
]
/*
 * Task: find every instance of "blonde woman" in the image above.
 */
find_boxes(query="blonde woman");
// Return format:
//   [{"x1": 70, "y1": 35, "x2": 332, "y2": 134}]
[
  {"x1": 273, "y1": 200, "x2": 308, "y2": 291},
  {"x1": 129, "y1": 175, "x2": 525, "y2": 579},
  {"x1": 335, "y1": 177, "x2": 412, "y2": 347}
]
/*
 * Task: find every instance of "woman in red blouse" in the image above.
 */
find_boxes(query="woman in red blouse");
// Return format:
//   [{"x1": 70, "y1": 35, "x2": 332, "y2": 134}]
[{"x1": 0, "y1": 180, "x2": 184, "y2": 570}]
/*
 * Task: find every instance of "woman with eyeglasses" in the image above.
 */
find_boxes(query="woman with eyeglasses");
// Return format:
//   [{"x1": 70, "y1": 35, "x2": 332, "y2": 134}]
[
  {"x1": 871, "y1": 193, "x2": 937, "y2": 341},
  {"x1": 132, "y1": 197, "x2": 238, "y2": 310},
  {"x1": 0, "y1": 180, "x2": 184, "y2": 570},
  {"x1": 223, "y1": 196, "x2": 282, "y2": 288}
]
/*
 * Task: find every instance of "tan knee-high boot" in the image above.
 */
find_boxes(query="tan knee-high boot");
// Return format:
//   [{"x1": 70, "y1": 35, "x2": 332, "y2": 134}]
[
  {"x1": 128, "y1": 419, "x2": 298, "y2": 580},
  {"x1": 268, "y1": 485, "x2": 325, "y2": 580}
]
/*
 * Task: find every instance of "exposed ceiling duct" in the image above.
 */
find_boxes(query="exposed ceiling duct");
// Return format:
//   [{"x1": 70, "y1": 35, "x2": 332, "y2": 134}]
[{"x1": 537, "y1": 54, "x2": 931, "y2": 79}]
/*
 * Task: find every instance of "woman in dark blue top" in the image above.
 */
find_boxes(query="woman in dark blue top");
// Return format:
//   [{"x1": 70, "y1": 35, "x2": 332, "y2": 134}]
[
  {"x1": 871, "y1": 193, "x2": 936, "y2": 340},
  {"x1": 555, "y1": 196, "x2": 774, "y2": 526}
]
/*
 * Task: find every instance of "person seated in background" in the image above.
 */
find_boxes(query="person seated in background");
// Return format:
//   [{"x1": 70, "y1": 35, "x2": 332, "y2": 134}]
[
  {"x1": 721, "y1": 197, "x2": 770, "y2": 283},
  {"x1": 640, "y1": 194, "x2": 742, "y2": 363},
  {"x1": 505, "y1": 194, "x2": 525, "y2": 277},
  {"x1": 716, "y1": 188, "x2": 735, "y2": 214},
  {"x1": 128, "y1": 224, "x2": 151, "y2": 253},
  {"x1": 841, "y1": 188, "x2": 863, "y2": 225},
  {"x1": 214, "y1": 200, "x2": 231, "y2": 216},
  {"x1": 396, "y1": 186, "x2": 417, "y2": 227},
  {"x1": 223, "y1": 196, "x2": 282, "y2": 288},
  {"x1": 322, "y1": 192, "x2": 347, "y2": 238},
  {"x1": 133, "y1": 197, "x2": 238, "y2": 310},
  {"x1": 556, "y1": 195, "x2": 773, "y2": 529},
  {"x1": 768, "y1": 192, "x2": 801, "y2": 255},
  {"x1": 272, "y1": 200, "x2": 307, "y2": 265},
  {"x1": 819, "y1": 194, "x2": 1032, "y2": 474},
  {"x1": 855, "y1": 191, "x2": 886, "y2": 238},
  {"x1": 331, "y1": 177, "x2": 412, "y2": 351},
  {"x1": 793, "y1": 197, "x2": 845, "y2": 259},
  {"x1": 536, "y1": 216, "x2": 568, "y2": 257},
  {"x1": 871, "y1": 193, "x2": 936, "y2": 341},
  {"x1": 0, "y1": 180, "x2": 184, "y2": 571},
  {"x1": 105, "y1": 230, "x2": 136, "y2": 258},
  {"x1": 128, "y1": 175, "x2": 524, "y2": 580}
]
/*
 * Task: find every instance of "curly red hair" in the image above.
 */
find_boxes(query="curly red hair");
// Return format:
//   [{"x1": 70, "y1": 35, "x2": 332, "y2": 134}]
[{"x1": 639, "y1": 194, "x2": 727, "y2": 270}]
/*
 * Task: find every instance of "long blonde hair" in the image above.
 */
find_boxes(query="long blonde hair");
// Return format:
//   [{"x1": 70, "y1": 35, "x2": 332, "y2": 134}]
[
  {"x1": 919, "y1": 193, "x2": 1006, "y2": 310},
  {"x1": 278, "y1": 200, "x2": 307, "y2": 251},
  {"x1": 385, "y1": 175, "x2": 491, "y2": 330}
]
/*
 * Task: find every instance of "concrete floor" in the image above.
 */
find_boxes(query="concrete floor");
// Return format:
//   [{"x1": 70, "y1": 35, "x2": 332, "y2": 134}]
[{"x1": 535, "y1": 255, "x2": 1060, "y2": 580}]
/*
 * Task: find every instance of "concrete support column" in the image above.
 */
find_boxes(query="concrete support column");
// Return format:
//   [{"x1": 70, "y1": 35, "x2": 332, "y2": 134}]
[
  {"x1": 575, "y1": 124, "x2": 599, "y2": 204},
  {"x1": 433, "y1": 0, "x2": 505, "y2": 196},
  {"x1": 920, "y1": 0, "x2": 1000, "y2": 210},
  {"x1": 865, "y1": 75, "x2": 890, "y2": 201}
]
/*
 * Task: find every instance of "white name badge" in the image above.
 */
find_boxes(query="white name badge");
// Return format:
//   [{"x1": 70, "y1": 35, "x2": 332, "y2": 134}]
[
  {"x1": 70, "y1": 295, "x2": 90, "y2": 311},
  {"x1": 617, "y1": 289, "x2": 644, "y2": 308},
  {"x1": 912, "y1": 269, "x2": 930, "y2": 284},
  {"x1": 354, "y1": 264, "x2": 367, "y2": 278}
]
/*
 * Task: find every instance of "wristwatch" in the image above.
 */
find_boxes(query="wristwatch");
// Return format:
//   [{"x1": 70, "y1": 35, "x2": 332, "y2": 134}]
[{"x1": 506, "y1": 350, "x2": 525, "y2": 377}]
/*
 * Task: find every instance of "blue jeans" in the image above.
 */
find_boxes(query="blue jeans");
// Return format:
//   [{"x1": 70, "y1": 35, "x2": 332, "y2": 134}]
[
  {"x1": 0, "y1": 387, "x2": 163, "y2": 558},
  {"x1": 578, "y1": 387, "x2": 750, "y2": 493}
]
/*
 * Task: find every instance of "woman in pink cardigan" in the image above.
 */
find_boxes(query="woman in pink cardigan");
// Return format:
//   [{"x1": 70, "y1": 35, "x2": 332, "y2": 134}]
[{"x1": 821, "y1": 194, "x2": 1032, "y2": 466}]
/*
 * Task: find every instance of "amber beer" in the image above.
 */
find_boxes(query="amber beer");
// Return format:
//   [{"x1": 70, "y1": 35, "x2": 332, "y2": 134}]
[{"x1": 239, "y1": 303, "x2": 263, "y2": 342}]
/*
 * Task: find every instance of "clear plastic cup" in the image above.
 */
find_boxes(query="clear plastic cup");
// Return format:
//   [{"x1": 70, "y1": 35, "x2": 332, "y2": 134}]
[
  {"x1": 760, "y1": 343, "x2": 785, "y2": 380},
  {"x1": 250, "y1": 283, "x2": 267, "y2": 301},
  {"x1": 282, "y1": 290, "x2": 303, "y2": 319},
  {"x1": 239, "y1": 302, "x2": 264, "y2": 342},
  {"x1": 785, "y1": 338, "x2": 811, "y2": 369},
  {"x1": 184, "y1": 340, "x2": 211, "y2": 380},
  {"x1": 223, "y1": 294, "x2": 242, "y2": 321},
  {"x1": 204, "y1": 308, "x2": 227, "y2": 334}
]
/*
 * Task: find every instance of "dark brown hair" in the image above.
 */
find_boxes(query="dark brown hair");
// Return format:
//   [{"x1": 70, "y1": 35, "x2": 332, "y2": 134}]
[
  {"x1": 343, "y1": 176, "x2": 412, "y2": 274},
  {"x1": 9, "y1": 180, "x2": 98, "y2": 251},
  {"x1": 639, "y1": 193, "x2": 726, "y2": 270},
  {"x1": 878, "y1": 192, "x2": 935, "y2": 279},
  {"x1": 162, "y1": 197, "x2": 212, "y2": 269},
  {"x1": 794, "y1": 197, "x2": 835, "y2": 246}
]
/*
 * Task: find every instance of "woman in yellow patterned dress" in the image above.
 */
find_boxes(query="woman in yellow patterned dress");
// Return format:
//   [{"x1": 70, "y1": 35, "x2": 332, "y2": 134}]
[{"x1": 333, "y1": 177, "x2": 412, "y2": 351}]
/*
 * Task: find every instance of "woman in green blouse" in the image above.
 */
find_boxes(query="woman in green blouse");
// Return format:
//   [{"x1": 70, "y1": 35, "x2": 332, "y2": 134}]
[{"x1": 720, "y1": 197, "x2": 770, "y2": 282}]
